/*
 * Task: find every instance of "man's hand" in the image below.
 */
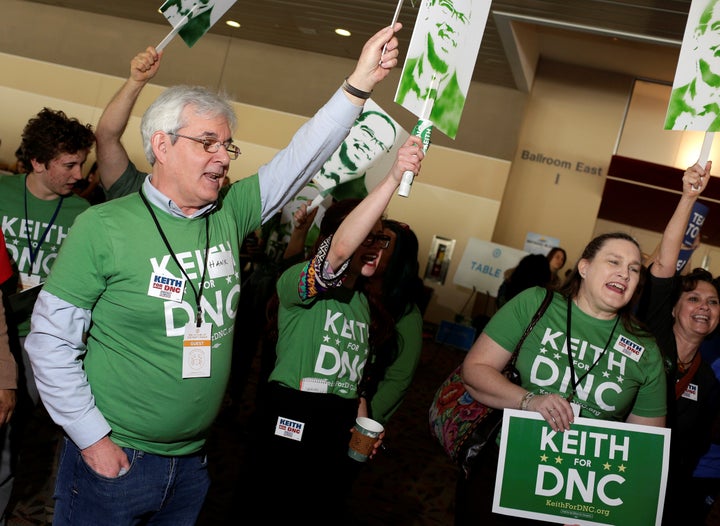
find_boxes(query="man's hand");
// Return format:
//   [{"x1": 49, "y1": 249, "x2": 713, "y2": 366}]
[
  {"x1": 81, "y1": 435, "x2": 130, "y2": 478},
  {"x1": 345, "y1": 23, "x2": 402, "y2": 98},
  {"x1": 130, "y1": 46, "x2": 162, "y2": 85},
  {"x1": 0, "y1": 389, "x2": 15, "y2": 425}
]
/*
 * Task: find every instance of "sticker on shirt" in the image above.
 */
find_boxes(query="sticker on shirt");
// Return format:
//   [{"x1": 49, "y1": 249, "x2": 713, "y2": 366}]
[
  {"x1": 207, "y1": 250, "x2": 235, "y2": 279},
  {"x1": 681, "y1": 383, "x2": 699, "y2": 401},
  {"x1": 148, "y1": 273, "x2": 185, "y2": 302},
  {"x1": 300, "y1": 377, "x2": 329, "y2": 393},
  {"x1": 275, "y1": 416, "x2": 305, "y2": 441},
  {"x1": 19, "y1": 272, "x2": 42, "y2": 291},
  {"x1": 613, "y1": 335, "x2": 644, "y2": 363},
  {"x1": 182, "y1": 322, "x2": 211, "y2": 378}
]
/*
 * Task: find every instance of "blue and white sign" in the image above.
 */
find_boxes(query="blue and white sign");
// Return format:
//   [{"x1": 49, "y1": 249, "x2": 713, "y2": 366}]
[
  {"x1": 524, "y1": 232, "x2": 561, "y2": 256},
  {"x1": 453, "y1": 238, "x2": 529, "y2": 296}
]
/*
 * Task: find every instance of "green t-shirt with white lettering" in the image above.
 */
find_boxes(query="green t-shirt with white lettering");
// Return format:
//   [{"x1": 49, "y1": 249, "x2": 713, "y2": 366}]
[
  {"x1": 0, "y1": 174, "x2": 90, "y2": 335},
  {"x1": 268, "y1": 261, "x2": 370, "y2": 399},
  {"x1": 485, "y1": 287, "x2": 666, "y2": 421},
  {"x1": 43, "y1": 178, "x2": 261, "y2": 455}
]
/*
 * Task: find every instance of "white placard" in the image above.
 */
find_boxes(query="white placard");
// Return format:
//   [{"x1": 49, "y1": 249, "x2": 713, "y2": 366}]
[{"x1": 453, "y1": 238, "x2": 528, "y2": 296}]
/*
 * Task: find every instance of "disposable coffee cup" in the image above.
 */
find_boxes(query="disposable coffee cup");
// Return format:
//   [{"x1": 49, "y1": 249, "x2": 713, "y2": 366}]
[{"x1": 348, "y1": 416, "x2": 384, "y2": 462}]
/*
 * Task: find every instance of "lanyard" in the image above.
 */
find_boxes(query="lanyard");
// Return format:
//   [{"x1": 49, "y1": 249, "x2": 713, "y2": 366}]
[
  {"x1": 565, "y1": 296, "x2": 619, "y2": 402},
  {"x1": 139, "y1": 189, "x2": 209, "y2": 326},
  {"x1": 24, "y1": 175, "x2": 64, "y2": 267}
]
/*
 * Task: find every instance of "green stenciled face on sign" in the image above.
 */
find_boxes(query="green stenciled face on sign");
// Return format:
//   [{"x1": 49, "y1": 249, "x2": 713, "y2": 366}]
[
  {"x1": 425, "y1": 0, "x2": 472, "y2": 73},
  {"x1": 315, "y1": 110, "x2": 397, "y2": 191},
  {"x1": 160, "y1": 0, "x2": 213, "y2": 47}
]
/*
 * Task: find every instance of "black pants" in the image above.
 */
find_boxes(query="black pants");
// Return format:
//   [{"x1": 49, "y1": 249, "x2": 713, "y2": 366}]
[
  {"x1": 454, "y1": 442, "x2": 555, "y2": 526},
  {"x1": 246, "y1": 382, "x2": 361, "y2": 520}
]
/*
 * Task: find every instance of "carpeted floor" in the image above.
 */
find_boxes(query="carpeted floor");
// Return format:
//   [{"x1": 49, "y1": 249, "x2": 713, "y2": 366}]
[{"x1": 7, "y1": 333, "x2": 466, "y2": 525}]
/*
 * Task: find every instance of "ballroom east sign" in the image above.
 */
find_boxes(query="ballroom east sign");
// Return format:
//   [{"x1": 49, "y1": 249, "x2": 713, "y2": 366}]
[{"x1": 519, "y1": 149, "x2": 604, "y2": 182}]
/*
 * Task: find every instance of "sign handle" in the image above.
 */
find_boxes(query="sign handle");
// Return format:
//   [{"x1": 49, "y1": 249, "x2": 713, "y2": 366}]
[{"x1": 156, "y1": 5, "x2": 197, "y2": 51}]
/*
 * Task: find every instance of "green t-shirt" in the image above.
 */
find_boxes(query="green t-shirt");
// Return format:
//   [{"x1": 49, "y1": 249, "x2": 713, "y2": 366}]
[
  {"x1": 370, "y1": 304, "x2": 423, "y2": 425},
  {"x1": 43, "y1": 177, "x2": 261, "y2": 455},
  {"x1": 268, "y1": 260, "x2": 371, "y2": 399},
  {"x1": 485, "y1": 287, "x2": 667, "y2": 421},
  {"x1": 0, "y1": 174, "x2": 90, "y2": 335}
]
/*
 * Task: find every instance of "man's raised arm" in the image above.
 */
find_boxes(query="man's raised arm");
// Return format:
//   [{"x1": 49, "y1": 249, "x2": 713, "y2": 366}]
[{"x1": 95, "y1": 46, "x2": 161, "y2": 191}]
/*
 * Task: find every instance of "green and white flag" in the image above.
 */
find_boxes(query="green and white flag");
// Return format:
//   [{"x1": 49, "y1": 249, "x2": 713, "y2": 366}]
[
  {"x1": 665, "y1": 0, "x2": 720, "y2": 132},
  {"x1": 394, "y1": 0, "x2": 490, "y2": 139},
  {"x1": 159, "y1": 0, "x2": 236, "y2": 49},
  {"x1": 494, "y1": 410, "x2": 670, "y2": 525}
]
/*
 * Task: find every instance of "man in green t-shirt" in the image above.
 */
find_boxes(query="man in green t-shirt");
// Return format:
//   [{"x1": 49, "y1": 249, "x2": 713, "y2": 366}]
[
  {"x1": 0, "y1": 107, "x2": 95, "y2": 525},
  {"x1": 26, "y1": 24, "x2": 404, "y2": 525}
]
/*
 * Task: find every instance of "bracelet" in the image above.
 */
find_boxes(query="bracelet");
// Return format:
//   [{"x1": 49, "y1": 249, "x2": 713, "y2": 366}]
[
  {"x1": 519, "y1": 391, "x2": 535, "y2": 411},
  {"x1": 342, "y1": 77, "x2": 372, "y2": 100}
]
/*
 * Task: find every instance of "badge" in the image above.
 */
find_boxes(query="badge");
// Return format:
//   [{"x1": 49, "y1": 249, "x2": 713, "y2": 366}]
[
  {"x1": 19, "y1": 272, "x2": 42, "y2": 290},
  {"x1": 613, "y1": 335, "x2": 645, "y2": 362},
  {"x1": 148, "y1": 272, "x2": 185, "y2": 302},
  {"x1": 207, "y1": 250, "x2": 235, "y2": 279},
  {"x1": 681, "y1": 383, "x2": 699, "y2": 401},
  {"x1": 274, "y1": 416, "x2": 305, "y2": 441},
  {"x1": 182, "y1": 322, "x2": 211, "y2": 378},
  {"x1": 300, "y1": 377, "x2": 329, "y2": 393}
]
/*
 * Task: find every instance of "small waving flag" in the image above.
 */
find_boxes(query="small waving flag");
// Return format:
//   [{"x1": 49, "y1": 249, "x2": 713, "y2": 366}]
[{"x1": 158, "y1": 0, "x2": 237, "y2": 49}]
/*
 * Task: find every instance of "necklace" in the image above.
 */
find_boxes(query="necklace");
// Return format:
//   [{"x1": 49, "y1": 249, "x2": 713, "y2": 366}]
[
  {"x1": 677, "y1": 351, "x2": 699, "y2": 373},
  {"x1": 565, "y1": 296, "x2": 620, "y2": 402}
]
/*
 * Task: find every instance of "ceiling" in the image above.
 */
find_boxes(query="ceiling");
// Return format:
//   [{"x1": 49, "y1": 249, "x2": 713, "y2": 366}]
[{"x1": 24, "y1": 0, "x2": 692, "y2": 92}]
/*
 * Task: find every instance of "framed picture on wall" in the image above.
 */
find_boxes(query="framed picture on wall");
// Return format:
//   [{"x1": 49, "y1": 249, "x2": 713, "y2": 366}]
[{"x1": 424, "y1": 235, "x2": 456, "y2": 284}]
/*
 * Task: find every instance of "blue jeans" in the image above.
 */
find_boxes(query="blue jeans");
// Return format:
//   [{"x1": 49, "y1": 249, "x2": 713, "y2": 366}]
[{"x1": 52, "y1": 436, "x2": 209, "y2": 526}]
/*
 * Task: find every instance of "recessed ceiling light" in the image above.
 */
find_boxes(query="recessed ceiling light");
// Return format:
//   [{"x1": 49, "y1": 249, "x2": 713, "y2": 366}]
[
  {"x1": 226, "y1": 20, "x2": 241, "y2": 28},
  {"x1": 335, "y1": 28, "x2": 351, "y2": 37}
]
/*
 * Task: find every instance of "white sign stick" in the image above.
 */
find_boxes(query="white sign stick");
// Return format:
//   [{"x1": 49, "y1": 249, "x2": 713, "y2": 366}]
[
  {"x1": 156, "y1": 5, "x2": 197, "y2": 51},
  {"x1": 381, "y1": 0, "x2": 404, "y2": 58},
  {"x1": 398, "y1": 76, "x2": 437, "y2": 197},
  {"x1": 698, "y1": 131, "x2": 714, "y2": 167},
  {"x1": 305, "y1": 194, "x2": 325, "y2": 213}
]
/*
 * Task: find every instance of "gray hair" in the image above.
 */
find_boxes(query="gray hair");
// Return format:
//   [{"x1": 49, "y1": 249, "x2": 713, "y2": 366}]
[{"x1": 140, "y1": 85, "x2": 237, "y2": 165}]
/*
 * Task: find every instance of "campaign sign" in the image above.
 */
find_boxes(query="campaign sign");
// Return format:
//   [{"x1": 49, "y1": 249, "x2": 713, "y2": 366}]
[{"x1": 494, "y1": 410, "x2": 670, "y2": 525}]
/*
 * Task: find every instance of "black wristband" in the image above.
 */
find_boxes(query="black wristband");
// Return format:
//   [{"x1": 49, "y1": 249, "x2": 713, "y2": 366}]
[{"x1": 342, "y1": 77, "x2": 372, "y2": 100}]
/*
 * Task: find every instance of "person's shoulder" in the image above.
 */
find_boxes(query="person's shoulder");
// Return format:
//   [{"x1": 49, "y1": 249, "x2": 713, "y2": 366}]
[
  {"x1": 398, "y1": 304, "x2": 423, "y2": 327},
  {"x1": 65, "y1": 192, "x2": 92, "y2": 207},
  {"x1": 0, "y1": 173, "x2": 23, "y2": 190},
  {"x1": 515, "y1": 285, "x2": 552, "y2": 304},
  {"x1": 278, "y1": 260, "x2": 308, "y2": 280}
]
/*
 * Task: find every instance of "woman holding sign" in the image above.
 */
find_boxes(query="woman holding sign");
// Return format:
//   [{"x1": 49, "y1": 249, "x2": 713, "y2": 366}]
[
  {"x1": 457, "y1": 232, "x2": 667, "y2": 525},
  {"x1": 634, "y1": 162, "x2": 720, "y2": 526}
]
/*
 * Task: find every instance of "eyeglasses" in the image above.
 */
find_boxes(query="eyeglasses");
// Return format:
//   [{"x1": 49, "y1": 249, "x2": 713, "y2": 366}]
[
  {"x1": 361, "y1": 234, "x2": 391, "y2": 249},
  {"x1": 168, "y1": 133, "x2": 241, "y2": 160}
]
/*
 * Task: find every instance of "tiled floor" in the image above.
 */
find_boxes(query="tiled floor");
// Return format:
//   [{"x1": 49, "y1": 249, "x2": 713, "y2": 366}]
[{"x1": 7, "y1": 337, "x2": 464, "y2": 525}]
